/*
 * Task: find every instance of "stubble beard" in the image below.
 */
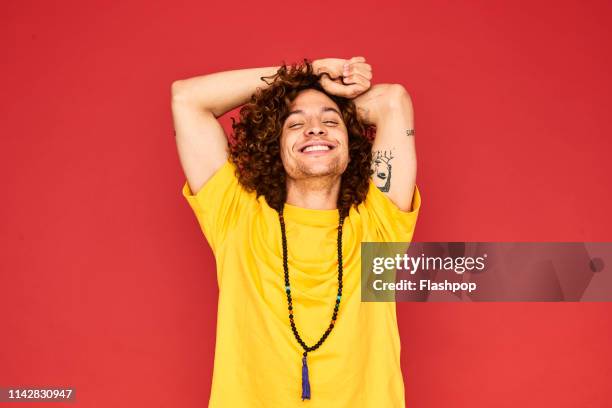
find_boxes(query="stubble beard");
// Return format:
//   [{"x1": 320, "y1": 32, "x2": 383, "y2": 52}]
[{"x1": 287, "y1": 154, "x2": 348, "y2": 183}]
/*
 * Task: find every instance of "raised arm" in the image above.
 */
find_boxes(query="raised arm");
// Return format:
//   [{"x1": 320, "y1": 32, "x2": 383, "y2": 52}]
[
  {"x1": 171, "y1": 66, "x2": 279, "y2": 194},
  {"x1": 311, "y1": 57, "x2": 416, "y2": 211},
  {"x1": 353, "y1": 84, "x2": 417, "y2": 211}
]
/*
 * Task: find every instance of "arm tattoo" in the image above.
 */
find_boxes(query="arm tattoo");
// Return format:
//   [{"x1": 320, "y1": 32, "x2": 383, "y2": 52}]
[
  {"x1": 371, "y1": 149, "x2": 394, "y2": 192},
  {"x1": 406, "y1": 128, "x2": 415, "y2": 137}
]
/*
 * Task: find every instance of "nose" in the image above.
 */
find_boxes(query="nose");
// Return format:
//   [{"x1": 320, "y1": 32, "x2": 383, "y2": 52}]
[{"x1": 306, "y1": 124, "x2": 326, "y2": 136}]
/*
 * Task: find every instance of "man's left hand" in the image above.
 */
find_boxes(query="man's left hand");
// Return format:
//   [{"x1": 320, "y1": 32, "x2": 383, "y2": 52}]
[{"x1": 313, "y1": 56, "x2": 372, "y2": 99}]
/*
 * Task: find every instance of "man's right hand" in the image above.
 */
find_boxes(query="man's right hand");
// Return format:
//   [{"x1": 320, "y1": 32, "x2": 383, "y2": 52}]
[{"x1": 313, "y1": 56, "x2": 372, "y2": 99}]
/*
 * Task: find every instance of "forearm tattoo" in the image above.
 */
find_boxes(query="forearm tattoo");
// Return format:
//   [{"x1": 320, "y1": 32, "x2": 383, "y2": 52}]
[
  {"x1": 372, "y1": 150, "x2": 394, "y2": 192},
  {"x1": 406, "y1": 128, "x2": 415, "y2": 137}
]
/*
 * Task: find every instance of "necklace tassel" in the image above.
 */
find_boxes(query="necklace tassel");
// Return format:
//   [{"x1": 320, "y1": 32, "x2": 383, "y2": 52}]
[{"x1": 301, "y1": 354, "x2": 311, "y2": 400}]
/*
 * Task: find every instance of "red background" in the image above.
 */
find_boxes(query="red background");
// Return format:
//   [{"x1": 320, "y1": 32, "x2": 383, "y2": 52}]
[{"x1": 2, "y1": 0, "x2": 612, "y2": 406}]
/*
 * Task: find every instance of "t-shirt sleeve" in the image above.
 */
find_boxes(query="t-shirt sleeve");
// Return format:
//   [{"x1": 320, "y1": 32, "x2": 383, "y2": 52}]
[
  {"x1": 361, "y1": 180, "x2": 422, "y2": 242},
  {"x1": 181, "y1": 159, "x2": 257, "y2": 253}
]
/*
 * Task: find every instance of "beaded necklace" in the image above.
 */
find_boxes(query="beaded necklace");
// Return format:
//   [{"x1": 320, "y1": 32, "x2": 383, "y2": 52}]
[{"x1": 278, "y1": 207, "x2": 345, "y2": 401}]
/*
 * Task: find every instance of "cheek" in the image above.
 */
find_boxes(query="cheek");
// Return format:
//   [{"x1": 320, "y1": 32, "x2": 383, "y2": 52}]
[
  {"x1": 337, "y1": 131, "x2": 350, "y2": 152},
  {"x1": 279, "y1": 131, "x2": 288, "y2": 150},
  {"x1": 337, "y1": 127, "x2": 349, "y2": 144},
  {"x1": 279, "y1": 132, "x2": 294, "y2": 157}
]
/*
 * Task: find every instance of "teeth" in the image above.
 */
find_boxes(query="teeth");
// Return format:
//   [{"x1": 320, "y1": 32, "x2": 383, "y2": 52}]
[{"x1": 303, "y1": 145, "x2": 331, "y2": 152}]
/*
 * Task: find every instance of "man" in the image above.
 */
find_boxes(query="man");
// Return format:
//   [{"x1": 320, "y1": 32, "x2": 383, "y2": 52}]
[{"x1": 171, "y1": 56, "x2": 421, "y2": 407}]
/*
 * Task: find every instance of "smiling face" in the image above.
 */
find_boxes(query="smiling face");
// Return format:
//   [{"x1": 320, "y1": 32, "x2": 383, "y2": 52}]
[{"x1": 280, "y1": 89, "x2": 350, "y2": 181}]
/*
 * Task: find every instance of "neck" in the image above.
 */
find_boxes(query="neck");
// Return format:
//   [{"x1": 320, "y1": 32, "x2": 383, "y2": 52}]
[{"x1": 285, "y1": 175, "x2": 341, "y2": 210}]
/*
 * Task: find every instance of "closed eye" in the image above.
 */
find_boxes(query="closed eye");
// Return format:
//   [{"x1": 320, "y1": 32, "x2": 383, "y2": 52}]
[{"x1": 289, "y1": 123, "x2": 304, "y2": 128}]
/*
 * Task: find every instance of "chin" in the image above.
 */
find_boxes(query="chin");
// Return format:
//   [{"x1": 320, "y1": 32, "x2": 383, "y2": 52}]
[
  {"x1": 300, "y1": 160, "x2": 345, "y2": 177},
  {"x1": 283, "y1": 154, "x2": 348, "y2": 179},
  {"x1": 305, "y1": 167, "x2": 335, "y2": 177}
]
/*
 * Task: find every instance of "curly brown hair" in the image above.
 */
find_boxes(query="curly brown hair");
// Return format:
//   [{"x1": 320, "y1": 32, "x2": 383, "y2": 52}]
[{"x1": 229, "y1": 59, "x2": 375, "y2": 217}]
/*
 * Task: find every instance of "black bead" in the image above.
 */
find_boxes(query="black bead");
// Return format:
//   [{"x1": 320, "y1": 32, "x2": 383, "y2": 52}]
[{"x1": 278, "y1": 206, "x2": 344, "y2": 357}]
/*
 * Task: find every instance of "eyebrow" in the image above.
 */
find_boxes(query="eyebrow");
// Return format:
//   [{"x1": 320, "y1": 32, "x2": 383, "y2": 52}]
[{"x1": 287, "y1": 106, "x2": 342, "y2": 118}]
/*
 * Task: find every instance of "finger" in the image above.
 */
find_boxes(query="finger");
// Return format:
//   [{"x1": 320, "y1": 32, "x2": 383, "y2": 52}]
[
  {"x1": 340, "y1": 81, "x2": 369, "y2": 99},
  {"x1": 320, "y1": 76, "x2": 354, "y2": 98},
  {"x1": 342, "y1": 75, "x2": 368, "y2": 90},
  {"x1": 333, "y1": 59, "x2": 350, "y2": 76},
  {"x1": 344, "y1": 83, "x2": 367, "y2": 98},
  {"x1": 316, "y1": 58, "x2": 349, "y2": 77},
  {"x1": 349, "y1": 56, "x2": 366, "y2": 63},
  {"x1": 347, "y1": 64, "x2": 372, "y2": 80},
  {"x1": 351, "y1": 62, "x2": 372, "y2": 72},
  {"x1": 343, "y1": 72, "x2": 371, "y2": 89},
  {"x1": 326, "y1": 80, "x2": 364, "y2": 98},
  {"x1": 317, "y1": 63, "x2": 344, "y2": 78}
]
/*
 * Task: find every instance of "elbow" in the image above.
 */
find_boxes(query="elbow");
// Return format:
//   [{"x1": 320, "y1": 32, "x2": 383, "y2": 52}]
[
  {"x1": 171, "y1": 80, "x2": 181, "y2": 94},
  {"x1": 171, "y1": 80, "x2": 189, "y2": 102},
  {"x1": 383, "y1": 84, "x2": 413, "y2": 112}
]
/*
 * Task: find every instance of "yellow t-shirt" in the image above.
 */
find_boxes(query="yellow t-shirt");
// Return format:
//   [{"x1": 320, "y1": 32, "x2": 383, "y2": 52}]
[{"x1": 182, "y1": 159, "x2": 421, "y2": 408}]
